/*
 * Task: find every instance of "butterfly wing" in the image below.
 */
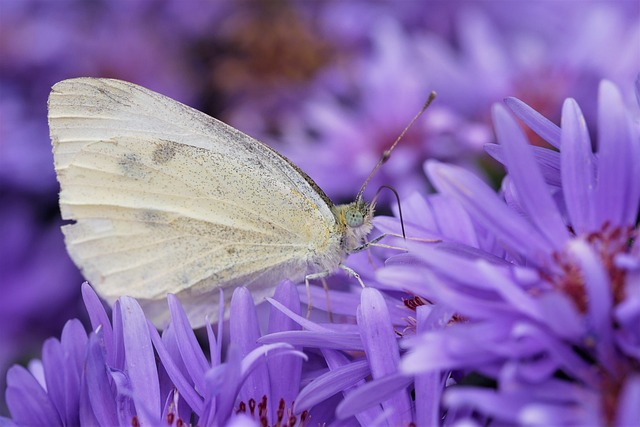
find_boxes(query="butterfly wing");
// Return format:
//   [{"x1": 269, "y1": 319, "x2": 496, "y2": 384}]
[{"x1": 49, "y1": 78, "x2": 340, "y2": 327}]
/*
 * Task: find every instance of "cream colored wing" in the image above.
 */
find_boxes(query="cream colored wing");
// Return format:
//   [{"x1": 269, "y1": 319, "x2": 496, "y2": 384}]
[{"x1": 49, "y1": 78, "x2": 340, "y2": 327}]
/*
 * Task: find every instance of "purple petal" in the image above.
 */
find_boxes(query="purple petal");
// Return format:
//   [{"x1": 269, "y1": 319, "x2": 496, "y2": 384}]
[
  {"x1": 110, "y1": 302, "x2": 126, "y2": 370},
  {"x1": 595, "y1": 80, "x2": 638, "y2": 228},
  {"x1": 336, "y1": 373, "x2": 413, "y2": 420},
  {"x1": 444, "y1": 388, "x2": 525, "y2": 422},
  {"x1": 239, "y1": 343, "x2": 305, "y2": 380},
  {"x1": 295, "y1": 359, "x2": 370, "y2": 411},
  {"x1": 230, "y1": 287, "x2": 270, "y2": 408},
  {"x1": 425, "y1": 194, "x2": 480, "y2": 246},
  {"x1": 148, "y1": 324, "x2": 204, "y2": 415},
  {"x1": 265, "y1": 296, "x2": 334, "y2": 333},
  {"x1": 357, "y1": 288, "x2": 412, "y2": 426},
  {"x1": 42, "y1": 337, "x2": 78, "y2": 425},
  {"x1": 560, "y1": 98, "x2": 596, "y2": 233},
  {"x1": 214, "y1": 346, "x2": 243, "y2": 425},
  {"x1": 5, "y1": 365, "x2": 61, "y2": 426},
  {"x1": 615, "y1": 375, "x2": 640, "y2": 426},
  {"x1": 267, "y1": 281, "x2": 302, "y2": 410},
  {"x1": 635, "y1": 74, "x2": 640, "y2": 107},
  {"x1": 357, "y1": 288, "x2": 401, "y2": 376},
  {"x1": 319, "y1": 349, "x2": 382, "y2": 425},
  {"x1": 511, "y1": 323, "x2": 599, "y2": 388},
  {"x1": 167, "y1": 294, "x2": 208, "y2": 393},
  {"x1": 426, "y1": 160, "x2": 551, "y2": 264},
  {"x1": 84, "y1": 332, "x2": 119, "y2": 426},
  {"x1": 485, "y1": 143, "x2": 562, "y2": 188},
  {"x1": 259, "y1": 330, "x2": 363, "y2": 351},
  {"x1": 414, "y1": 305, "x2": 446, "y2": 426},
  {"x1": 566, "y1": 240, "x2": 616, "y2": 373},
  {"x1": 119, "y1": 296, "x2": 161, "y2": 424},
  {"x1": 82, "y1": 283, "x2": 114, "y2": 364},
  {"x1": 504, "y1": 97, "x2": 561, "y2": 148},
  {"x1": 402, "y1": 323, "x2": 508, "y2": 373},
  {"x1": 493, "y1": 103, "x2": 570, "y2": 250}
]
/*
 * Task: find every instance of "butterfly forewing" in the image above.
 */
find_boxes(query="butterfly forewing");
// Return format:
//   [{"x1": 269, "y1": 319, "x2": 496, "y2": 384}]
[{"x1": 49, "y1": 78, "x2": 340, "y2": 327}]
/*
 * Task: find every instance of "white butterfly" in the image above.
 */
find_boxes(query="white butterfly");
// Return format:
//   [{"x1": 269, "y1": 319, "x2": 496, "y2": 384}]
[{"x1": 49, "y1": 78, "x2": 377, "y2": 327}]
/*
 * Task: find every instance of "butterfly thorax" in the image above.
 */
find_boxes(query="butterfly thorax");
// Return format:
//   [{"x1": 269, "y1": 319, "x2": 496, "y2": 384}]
[{"x1": 331, "y1": 200, "x2": 375, "y2": 255}]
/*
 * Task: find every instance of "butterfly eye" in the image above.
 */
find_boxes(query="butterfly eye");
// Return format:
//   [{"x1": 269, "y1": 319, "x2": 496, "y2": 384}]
[{"x1": 345, "y1": 208, "x2": 365, "y2": 228}]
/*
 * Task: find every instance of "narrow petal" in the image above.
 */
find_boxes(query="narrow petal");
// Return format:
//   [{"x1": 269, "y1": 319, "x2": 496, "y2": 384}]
[
  {"x1": 635, "y1": 74, "x2": 640, "y2": 107},
  {"x1": 167, "y1": 294, "x2": 209, "y2": 393},
  {"x1": 615, "y1": 375, "x2": 640, "y2": 427},
  {"x1": 295, "y1": 359, "x2": 370, "y2": 411},
  {"x1": 560, "y1": 98, "x2": 596, "y2": 233},
  {"x1": 485, "y1": 143, "x2": 562, "y2": 188},
  {"x1": 230, "y1": 287, "x2": 270, "y2": 409},
  {"x1": 148, "y1": 325, "x2": 204, "y2": 415},
  {"x1": 259, "y1": 330, "x2": 363, "y2": 350},
  {"x1": 444, "y1": 388, "x2": 525, "y2": 422},
  {"x1": 42, "y1": 338, "x2": 74, "y2": 424},
  {"x1": 267, "y1": 281, "x2": 302, "y2": 410},
  {"x1": 119, "y1": 296, "x2": 161, "y2": 424},
  {"x1": 504, "y1": 97, "x2": 561, "y2": 148},
  {"x1": 82, "y1": 283, "x2": 114, "y2": 364},
  {"x1": 595, "y1": 80, "x2": 636, "y2": 228},
  {"x1": 357, "y1": 288, "x2": 412, "y2": 426},
  {"x1": 5, "y1": 365, "x2": 61, "y2": 426},
  {"x1": 567, "y1": 240, "x2": 616, "y2": 373},
  {"x1": 414, "y1": 305, "x2": 445, "y2": 426},
  {"x1": 318, "y1": 349, "x2": 383, "y2": 426},
  {"x1": 426, "y1": 160, "x2": 551, "y2": 264},
  {"x1": 84, "y1": 333, "x2": 119, "y2": 426},
  {"x1": 265, "y1": 297, "x2": 334, "y2": 333},
  {"x1": 493, "y1": 103, "x2": 570, "y2": 249},
  {"x1": 336, "y1": 373, "x2": 413, "y2": 420}
]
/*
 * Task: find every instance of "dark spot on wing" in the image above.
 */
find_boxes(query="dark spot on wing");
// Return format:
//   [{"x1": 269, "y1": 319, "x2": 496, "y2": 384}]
[
  {"x1": 152, "y1": 141, "x2": 177, "y2": 164},
  {"x1": 118, "y1": 153, "x2": 146, "y2": 179},
  {"x1": 226, "y1": 246, "x2": 236, "y2": 255},
  {"x1": 139, "y1": 210, "x2": 166, "y2": 226}
]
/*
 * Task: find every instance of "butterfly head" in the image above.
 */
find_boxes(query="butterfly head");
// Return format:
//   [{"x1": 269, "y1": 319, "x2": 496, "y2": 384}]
[{"x1": 333, "y1": 199, "x2": 375, "y2": 254}]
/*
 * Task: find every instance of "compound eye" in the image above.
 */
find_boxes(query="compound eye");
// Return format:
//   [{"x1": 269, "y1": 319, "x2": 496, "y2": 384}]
[{"x1": 346, "y1": 208, "x2": 364, "y2": 228}]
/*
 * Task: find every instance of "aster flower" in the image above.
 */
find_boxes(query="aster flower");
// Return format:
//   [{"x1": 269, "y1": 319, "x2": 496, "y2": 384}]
[
  {"x1": 4, "y1": 284, "x2": 164, "y2": 425},
  {"x1": 238, "y1": 1, "x2": 639, "y2": 205},
  {"x1": 151, "y1": 282, "x2": 308, "y2": 426},
  {"x1": 377, "y1": 79, "x2": 640, "y2": 425},
  {"x1": 270, "y1": 17, "x2": 492, "y2": 203},
  {"x1": 2, "y1": 282, "x2": 309, "y2": 426},
  {"x1": 1, "y1": 0, "x2": 216, "y2": 405},
  {"x1": 261, "y1": 286, "x2": 426, "y2": 425}
]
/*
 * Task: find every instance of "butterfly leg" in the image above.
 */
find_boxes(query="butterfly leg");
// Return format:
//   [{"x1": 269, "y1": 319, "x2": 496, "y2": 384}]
[
  {"x1": 320, "y1": 277, "x2": 334, "y2": 323},
  {"x1": 339, "y1": 264, "x2": 365, "y2": 288},
  {"x1": 304, "y1": 270, "x2": 333, "y2": 319}
]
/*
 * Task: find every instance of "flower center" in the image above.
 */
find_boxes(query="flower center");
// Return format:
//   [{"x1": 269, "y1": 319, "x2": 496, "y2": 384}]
[
  {"x1": 551, "y1": 223, "x2": 636, "y2": 313},
  {"x1": 236, "y1": 396, "x2": 309, "y2": 427}
]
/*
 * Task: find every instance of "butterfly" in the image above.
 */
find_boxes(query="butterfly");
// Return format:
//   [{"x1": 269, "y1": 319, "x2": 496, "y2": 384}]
[{"x1": 49, "y1": 78, "x2": 388, "y2": 327}]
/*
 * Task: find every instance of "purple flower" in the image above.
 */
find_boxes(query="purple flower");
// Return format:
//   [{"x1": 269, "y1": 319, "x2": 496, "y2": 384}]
[
  {"x1": 2, "y1": 282, "x2": 309, "y2": 426},
  {"x1": 150, "y1": 282, "x2": 307, "y2": 426},
  {"x1": 377, "y1": 79, "x2": 640, "y2": 425},
  {"x1": 0, "y1": 1, "x2": 221, "y2": 406},
  {"x1": 260, "y1": 286, "x2": 426, "y2": 425},
  {"x1": 232, "y1": 1, "x2": 639, "y2": 205},
  {"x1": 4, "y1": 284, "x2": 163, "y2": 426}
]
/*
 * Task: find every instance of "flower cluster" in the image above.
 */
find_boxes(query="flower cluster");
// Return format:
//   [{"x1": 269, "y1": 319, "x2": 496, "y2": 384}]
[
  {"x1": 3, "y1": 78, "x2": 638, "y2": 425},
  {"x1": 3, "y1": 0, "x2": 640, "y2": 424},
  {"x1": 3, "y1": 282, "x2": 310, "y2": 426},
  {"x1": 373, "y1": 79, "x2": 640, "y2": 425}
]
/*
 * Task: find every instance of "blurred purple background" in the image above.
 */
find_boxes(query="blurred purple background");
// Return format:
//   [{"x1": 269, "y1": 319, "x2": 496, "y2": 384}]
[{"x1": 1, "y1": 0, "x2": 638, "y2": 414}]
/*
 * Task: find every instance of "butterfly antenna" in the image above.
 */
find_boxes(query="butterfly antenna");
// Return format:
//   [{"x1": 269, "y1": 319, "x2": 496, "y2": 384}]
[
  {"x1": 356, "y1": 91, "x2": 437, "y2": 203},
  {"x1": 372, "y1": 185, "x2": 406, "y2": 239}
]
